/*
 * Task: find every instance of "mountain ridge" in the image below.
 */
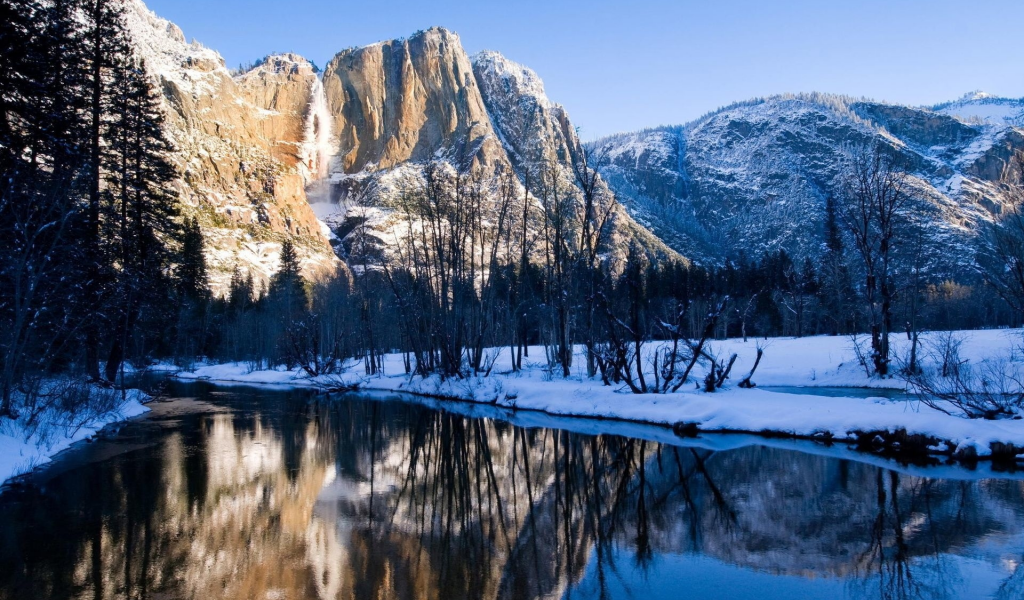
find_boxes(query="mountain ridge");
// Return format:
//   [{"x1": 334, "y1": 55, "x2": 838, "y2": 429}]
[
  {"x1": 124, "y1": 0, "x2": 1024, "y2": 286},
  {"x1": 590, "y1": 92, "x2": 1024, "y2": 273}
]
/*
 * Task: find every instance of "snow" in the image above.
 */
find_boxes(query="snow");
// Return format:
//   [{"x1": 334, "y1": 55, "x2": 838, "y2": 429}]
[
  {"x1": 0, "y1": 387, "x2": 150, "y2": 486},
  {"x1": 472, "y1": 51, "x2": 552, "y2": 110},
  {"x1": 932, "y1": 93, "x2": 1024, "y2": 127},
  {"x1": 593, "y1": 92, "x2": 1024, "y2": 270},
  {"x1": 176, "y1": 329, "x2": 1024, "y2": 459},
  {"x1": 122, "y1": 0, "x2": 229, "y2": 97}
]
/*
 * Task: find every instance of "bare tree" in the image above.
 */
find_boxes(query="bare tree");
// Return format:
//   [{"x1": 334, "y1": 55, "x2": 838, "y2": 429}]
[
  {"x1": 902, "y1": 331, "x2": 1024, "y2": 419},
  {"x1": 570, "y1": 141, "x2": 616, "y2": 378},
  {"x1": 382, "y1": 162, "x2": 519, "y2": 379},
  {"x1": 980, "y1": 151, "x2": 1024, "y2": 324},
  {"x1": 842, "y1": 146, "x2": 912, "y2": 377},
  {"x1": 537, "y1": 161, "x2": 580, "y2": 377}
]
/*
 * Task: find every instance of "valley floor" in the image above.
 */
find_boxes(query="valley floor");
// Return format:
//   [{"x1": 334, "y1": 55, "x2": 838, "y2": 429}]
[
  {"x1": 7, "y1": 330, "x2": 1023, "y2": 488},
  {"x1": 177, "y1": 329, "x2": 1024, "y2": 461}
]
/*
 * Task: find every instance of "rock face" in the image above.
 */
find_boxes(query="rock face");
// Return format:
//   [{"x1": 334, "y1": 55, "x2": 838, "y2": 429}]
[
  {"x1": 124, "y1": 1, "x2": 337, "y2": 293},
  {"x1": 323, "y1": 28, "x2": 504, "y2": 174},
  {"x1": 592, "y1": 93, "x2": 1024, "y2": 276},
  {"x1": 122, "y1": 6, "x2": 680, "y2": 287},
  {"x1": 472, "y1": 50, "x2": 576, "y2": 173},
  {"x1": 129, "y1": 0, "x2": 1024, "y2": 284},
  {"x1": 313, "y1": 28, "x2": 679, "y2": 267},
  {"x1": 120, "y1": 0, "x2": 1024, "y2": 288}
]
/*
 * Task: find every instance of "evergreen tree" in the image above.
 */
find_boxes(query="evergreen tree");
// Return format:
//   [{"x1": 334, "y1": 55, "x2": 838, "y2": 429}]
[
  {"x1": 820, "y1": 195, "x2": 854, "y2": 335},
  {"x1": 229, "y1": 268, "x2": 255, "y2": 313},
  {"x1": 266, "y1": 240, "x2": 307, "y2": 368},
  {"x1": 173, "y1": 216, "x2": 209, "y2": 364},
  {"x1": 0, "y1": 0, "x2": 92, "y2": 414},
  {"x1": 178, "y1": 217, "x2": 209, "y2": 303},
  {"x1": 269, "y1": 239, "x2": 306, "y2": 312},
  {"x1": 83, "y1": 0, "x2": 130, "y2": 380},
  {"x1": 102, "y1": 57, "x2": 181, "y2": 380}
]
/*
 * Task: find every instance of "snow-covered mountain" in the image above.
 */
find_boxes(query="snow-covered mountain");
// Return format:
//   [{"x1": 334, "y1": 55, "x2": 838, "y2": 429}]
[
  {"x1": 123, "y1": 1, "x2": 339, "y2": 292},
  {"x1": 124, "y1": 0, "x2": 1024, "y2": 283},
  {"x1": 933, "y1": 91, "x2": 1024, "y2": 127},
  {"x1": 123, "y1": 4, "x2": 679, "y2": 284},
  {"x1": 312, "y1": 27, "x2": 677, "y2": 266},
  {"x1": 592, "y1": 93, "x2": 1024, "y2": 275}
]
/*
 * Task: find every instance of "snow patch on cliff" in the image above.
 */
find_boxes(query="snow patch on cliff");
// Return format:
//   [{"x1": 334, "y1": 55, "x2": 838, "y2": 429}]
[{"x1": 123, "y1": 0, "x2": 228, "y2": 97}]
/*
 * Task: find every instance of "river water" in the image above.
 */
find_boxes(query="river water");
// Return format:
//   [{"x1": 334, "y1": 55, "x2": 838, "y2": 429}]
[{"x1": 1, "y1": 380, "x2": 1023, "y2": 600}]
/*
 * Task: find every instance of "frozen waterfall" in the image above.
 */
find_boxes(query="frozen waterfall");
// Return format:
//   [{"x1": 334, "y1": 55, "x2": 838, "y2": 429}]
[{"x1": 300, "y1": 75, "x2": 334, "y2": 187}]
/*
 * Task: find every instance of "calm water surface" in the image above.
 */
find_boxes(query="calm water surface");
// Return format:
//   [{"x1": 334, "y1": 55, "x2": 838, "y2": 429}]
[
  {"x1": 761, "y1": 385, "x2": 911, "y2": 400},
  {"x1": 1, "y1": 380, "x2": 1023, "y2": 600}
]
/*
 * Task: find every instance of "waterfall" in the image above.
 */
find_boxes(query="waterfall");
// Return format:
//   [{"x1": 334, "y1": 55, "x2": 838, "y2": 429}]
[{"x1": 300, "y1": 75, "x2": 334, "y2": 190}]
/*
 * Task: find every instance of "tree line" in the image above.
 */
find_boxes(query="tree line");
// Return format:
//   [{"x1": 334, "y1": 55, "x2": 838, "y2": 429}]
[
  {"x1": 0, "y1": 0, "x2": 196, "y2": 417},
  {"x1": 190, "y1": 146, "x2": 1022, "y2": 394}
]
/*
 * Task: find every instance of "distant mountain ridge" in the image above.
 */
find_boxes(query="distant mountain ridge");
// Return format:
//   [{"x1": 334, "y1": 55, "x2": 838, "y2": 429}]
[{"x1": 591, "y1": 92, "x2": 1024, "y2": 275}]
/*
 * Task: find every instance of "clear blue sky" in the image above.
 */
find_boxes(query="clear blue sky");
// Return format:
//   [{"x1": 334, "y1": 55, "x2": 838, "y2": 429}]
[{"x1": 146, "y1": 0, "x2": 1024, "y2": 140}]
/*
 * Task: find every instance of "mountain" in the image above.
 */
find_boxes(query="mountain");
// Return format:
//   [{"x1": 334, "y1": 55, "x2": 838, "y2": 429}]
[
  {"x1": 313, "y1": 27, "x2": 677, "y2": 266},
  {"x1": 592, "y1": 92, "x2": 1024, "y2": 275},
  {"x1": 123, "y1": 5, "x2": 679, "y2": 288},
  {"x1": 124, "y1": 1, "x2": 338, "y2": 292},
  {"x1": 125, "y1": 0, "x2": 1023, "y2": 285}
]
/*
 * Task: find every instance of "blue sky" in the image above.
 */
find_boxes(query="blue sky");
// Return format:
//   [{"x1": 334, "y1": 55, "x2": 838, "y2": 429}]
[{"x1": 146, "y1": 0, "x2": 1024, "y2": 140}]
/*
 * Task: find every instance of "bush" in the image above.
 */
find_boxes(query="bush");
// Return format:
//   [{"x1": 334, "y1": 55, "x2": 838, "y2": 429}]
[{"x1": 902, "y1": 332, "x2": 1024, "y2": 419}]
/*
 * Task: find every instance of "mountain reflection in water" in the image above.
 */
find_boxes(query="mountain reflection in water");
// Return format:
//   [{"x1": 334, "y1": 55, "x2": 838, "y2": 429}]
[{"x1": 1, "y1": 381, "x2": 1024, "y2": 600}]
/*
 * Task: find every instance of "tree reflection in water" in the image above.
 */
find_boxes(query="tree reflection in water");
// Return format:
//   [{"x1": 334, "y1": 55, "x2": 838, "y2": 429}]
[{"x1": 1, "y1": 382, "x2": 1024, "y2": 600}]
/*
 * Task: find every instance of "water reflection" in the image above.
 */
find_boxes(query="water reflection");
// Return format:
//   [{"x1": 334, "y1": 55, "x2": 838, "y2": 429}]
[{"x1": 1, "y1": 382, "x2": 1024, "y2": 600}]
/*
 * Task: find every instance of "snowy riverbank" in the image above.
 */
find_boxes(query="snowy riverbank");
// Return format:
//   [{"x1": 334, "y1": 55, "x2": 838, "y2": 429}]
[
  {"x1": 173, "y1": 329, "x2": 1024, "y2": 461},
  {"x1": 0, "y1": 386, "x2": 150, "y2": 486}
]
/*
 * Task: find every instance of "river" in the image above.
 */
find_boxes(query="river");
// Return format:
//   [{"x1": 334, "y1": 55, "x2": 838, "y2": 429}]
[{"x1": 1, "y1": 379, "x2": 1023, "y2": 599}]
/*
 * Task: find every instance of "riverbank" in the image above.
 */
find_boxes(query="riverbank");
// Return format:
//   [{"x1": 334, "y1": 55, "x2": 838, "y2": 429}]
[
  {"x1": 0, "y1": 386, "x2": 150, "y2": 485},
  {"x1": 174, "y1": 329, "x2": 1024, "y2": 462}
]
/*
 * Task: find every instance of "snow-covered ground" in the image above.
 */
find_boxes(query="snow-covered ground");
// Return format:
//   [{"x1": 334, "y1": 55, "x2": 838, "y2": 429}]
[
  {"x1": 0, "y1": 386, "x2": 149, "y2": 486},
  {"x1": 175, "y1": 329, "x2": 1024, "y2": 460},
  {"x1": 4, "y1": 331, "x2": 1017, "y2": 488}
]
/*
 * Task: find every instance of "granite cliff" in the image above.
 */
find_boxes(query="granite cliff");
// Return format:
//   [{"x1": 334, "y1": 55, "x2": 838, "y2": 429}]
[{"x1": 124, "y1": 1, "x2": 338, "y2": 293}]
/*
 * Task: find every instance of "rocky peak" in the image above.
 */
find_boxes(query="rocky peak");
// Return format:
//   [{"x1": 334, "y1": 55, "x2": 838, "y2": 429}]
[
  {"x1": 240, "y1": 53, "x2": 318, "y2": 78},
  {"x1": 472, "y1": 50, "x2": 578, "y2": 178},
  {"x1": 308, "y1": 29, "x2": 679, "y2": 267},
  {"x1": 472, "y1": 51, "x2": 552, "y2": 110},
  {"x1": 235, "y1": 53, "x2": 323, "y2": 162},
  {"x1": 322, "y1": 26, "x2": 504, "y2": 173},
  {"x1": 123, "y1": 0, "x2": 229, "y2": 95}
]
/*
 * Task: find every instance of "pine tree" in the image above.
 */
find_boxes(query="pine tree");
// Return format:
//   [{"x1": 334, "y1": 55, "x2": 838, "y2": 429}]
[
  {"x1": 102, "y1": 57, "x2": 181, "y2": 380},
  {"x1": 229, "y1": 268, "x2": 255, "y2": 312},
  {"x1": 266, "y1": 239, "x2": 308, "y2": 368},
  {"x1": 83, "y1": 0, "x2": 130, "y2": 380},
  {"x1": 1, "y1": 0, "x2": 186, "y2": 407},
  {"x1": 173, "y1": 216, "x2": 209, "y2": 364},
  {"x1": 269, "y1": 239, "x2": 306, "y2": 313},
  {"x1": 0, "y1": 0, "x2": 92, "y2": 414},
  {"x1": 178, "y1": 217, "x2": 209, "y2": 302},
  {"x1": 821, "y1": 195, "x2": 854, "y2": 335}
]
